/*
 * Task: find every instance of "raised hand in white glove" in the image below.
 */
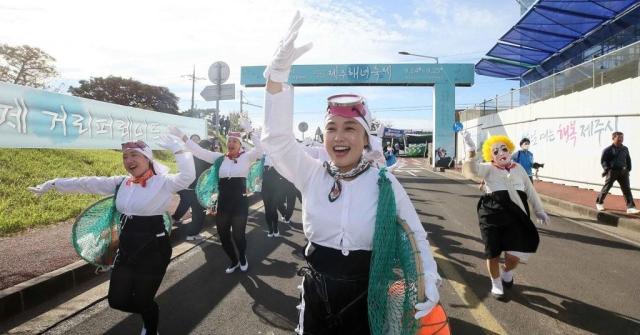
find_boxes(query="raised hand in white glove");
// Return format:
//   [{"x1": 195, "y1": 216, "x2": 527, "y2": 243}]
[
  {"x1": 536, "y1": 211, "x2": 550, "y2": 225},
  {"x1": 462, "y1": 131, "x2": 476, "y2": 152},
  {"x1": 168, "y1": 126, "x2": 187, "y2": 142},
  {"x1": 263, "y1": 11, "x2": 314, "y2": 83},
  {"x1": 158, "y1": 134, "x2": 183, "y2": 154},
  {"x1": 28, "y1": 180, "x2": 56, "y2": 196},
  {"x1": 414, "y1": 277, "x2": 440, "y2": 319},
  {"x1": 239, "y1": 118, "x2": 252, "y2": 132}
]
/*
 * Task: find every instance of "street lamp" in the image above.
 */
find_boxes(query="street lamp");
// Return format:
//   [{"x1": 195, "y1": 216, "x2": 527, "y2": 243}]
[{"x1": 398, "y1": 51, "x2": 439, "y2": 64}]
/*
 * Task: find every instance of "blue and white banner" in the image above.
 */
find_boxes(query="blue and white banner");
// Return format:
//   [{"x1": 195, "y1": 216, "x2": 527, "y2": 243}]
[
  {"x1": 382, "y1": 127, "x2": 405, "y2": 138},
  {"x1": 0, "y1": 82, "x2": 207, "y2": 149}
]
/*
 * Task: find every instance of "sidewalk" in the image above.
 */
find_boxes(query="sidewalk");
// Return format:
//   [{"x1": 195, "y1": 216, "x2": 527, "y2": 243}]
[
  {"x1": 449, "y1": 165, "x2": 640, "y2": 231},
  {"x1": 0, "y1": 195, "x2": 202, "y2": 321}
]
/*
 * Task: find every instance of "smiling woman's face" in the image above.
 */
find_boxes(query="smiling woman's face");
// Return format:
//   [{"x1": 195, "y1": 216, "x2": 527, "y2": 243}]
[
  {"x1": 122, "y1": 150, "x2": 151, "y2": 177},
  {"x1": 324, "y1": 115, "x2": 368, "y2": 172},
  {"x1": 227, "y1": 137, "x2": 241, "y2": 155}
]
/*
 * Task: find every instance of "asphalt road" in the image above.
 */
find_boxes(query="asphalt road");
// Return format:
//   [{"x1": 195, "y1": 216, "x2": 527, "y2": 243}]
[{"x1": 40, "y1": 159, "x2": 640, "y2": 335}]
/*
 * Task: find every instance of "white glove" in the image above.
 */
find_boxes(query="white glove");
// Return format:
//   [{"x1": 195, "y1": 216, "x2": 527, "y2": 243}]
[
  {"x1": 414, "y1": 277, "x2": 440, "y2": 319},
  {"x1": 158, "y1": 134, "x2": 183, "y2": 153},
  {"x1": 168, "y1": 126, "x2": 187, "y2": 142},
  {"x1": 376, "y1": 124, "x2": 386, "y2": 137},
  {"x1": 250, "y1": 128, "x2": 262, "y2": 144},
  {"x1": 536, "y1": 211, "x2": 550, "y2": 225},
  {"x1": 263, "y1": 11, "x2": 314, "y2": 82},
  {"x1": 462, "y1": 131, "x2": 476, "y2": 152},
  {"x1": 28, "y1": 180, "x2": 56, "y2": 196},
  {"x1": 239, "y1": 118, "x2": 252, "y2": 132}
]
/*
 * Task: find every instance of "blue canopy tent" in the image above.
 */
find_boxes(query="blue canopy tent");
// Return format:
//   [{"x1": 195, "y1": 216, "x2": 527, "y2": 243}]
[{"x1": 476, "y1": 0, "x2": 640, "y2": 79}]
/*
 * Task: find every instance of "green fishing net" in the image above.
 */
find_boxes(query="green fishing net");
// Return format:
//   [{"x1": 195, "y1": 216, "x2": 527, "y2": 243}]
[
  {"x1": 71, "y1": 196, "x2": 173, "y2": 267},
  {"x1": 246, "y1": 156, "x2": 265, "y2": 193},
  {"x1": 196, "y1": 156, "x2": 225, "y2": 208},
  {"x1": 197, "y1": 155, "x2": 264, "y2": 208},
  {"x1": 368, "y1": 169, "x2": 425, "y2": 335}
]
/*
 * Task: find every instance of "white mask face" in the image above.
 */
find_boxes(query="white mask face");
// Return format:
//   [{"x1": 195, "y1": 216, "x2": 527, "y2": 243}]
[
  {"x1": 491, "y1": 142, "x2": 512, "y2": 167},
  {"x1": 521, "y1": 144, "x2": 530, "y2": 150}
]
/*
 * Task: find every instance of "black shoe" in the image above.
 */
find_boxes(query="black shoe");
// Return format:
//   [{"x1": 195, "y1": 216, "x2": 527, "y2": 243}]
[{"x1": 502, "y1": 278, "x2": 514, "y2": 289}]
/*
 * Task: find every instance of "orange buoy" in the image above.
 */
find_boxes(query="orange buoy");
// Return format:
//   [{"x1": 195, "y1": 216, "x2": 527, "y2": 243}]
[{"x1": 417, "y1": 303, "x2": 450, "y2": 335}]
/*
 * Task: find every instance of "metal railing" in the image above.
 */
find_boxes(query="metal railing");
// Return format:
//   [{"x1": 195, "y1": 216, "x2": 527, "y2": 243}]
[{"x1": 460, "y1": 40, "x2": 640, "y2": 122}]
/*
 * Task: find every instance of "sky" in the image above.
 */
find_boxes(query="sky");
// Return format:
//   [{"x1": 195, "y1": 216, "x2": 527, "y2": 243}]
[{"x1": 1, "y1": 0, "x2": 522, "y2": 138}]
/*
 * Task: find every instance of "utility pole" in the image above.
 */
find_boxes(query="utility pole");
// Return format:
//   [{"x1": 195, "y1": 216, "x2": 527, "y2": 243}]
[
  {"x1": 181, "y1": 65, "x2": 205, "y2": 116},
  {"x1": 240, "y1": 89, "x2": 262, "y2": 117}
]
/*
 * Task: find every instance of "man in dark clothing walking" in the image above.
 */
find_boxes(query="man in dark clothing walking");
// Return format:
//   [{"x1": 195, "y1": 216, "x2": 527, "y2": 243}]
[{"x1": 596, "y1": 132, "x2": 639, "y2": 214}]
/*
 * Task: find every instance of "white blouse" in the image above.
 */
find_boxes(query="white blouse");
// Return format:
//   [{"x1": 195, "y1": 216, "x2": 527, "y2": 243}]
[
  {"x1": 185, "y1": 135, "x2": 262, "y2": 179},
  {"x1": 463, "y1": 157, "x2": 544, "y2": 214},
  {"x1": 52, "y1": 153, "x2": 196, "y2": 216},
  {"x1": 261, "y1": 84, "x2": 440, "y2": 282}
]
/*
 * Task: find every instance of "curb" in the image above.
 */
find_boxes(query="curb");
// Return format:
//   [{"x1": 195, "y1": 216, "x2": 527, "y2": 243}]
[
  {"x1": 440, "y1": 169, "x2": 640, "y2": 233},
  {"x1": 537, "y1": 194, "x2": 640, "y2": 233},
  {"x1": 0, "y1": 194, "x2": 261, "y2": 323}
]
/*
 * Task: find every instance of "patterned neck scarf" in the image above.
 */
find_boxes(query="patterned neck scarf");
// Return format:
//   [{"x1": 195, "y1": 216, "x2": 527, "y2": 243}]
[
  {"x1": 126, "y1": 169, "x2": 154, "y2": 187},
  {"x1": 226, "y1": 151, "x2": 244, "y2": 163},
  {"x1": 324, "y1": 156, "x2": 371, "y2": 202},
  {"x1": 492, "y1": 162, "x2": 517, "y2": 172}
]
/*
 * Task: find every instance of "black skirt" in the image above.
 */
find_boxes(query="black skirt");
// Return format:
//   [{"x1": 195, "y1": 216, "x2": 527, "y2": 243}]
[
  {"x1": 115, "y1": 215, "x2": 171, "y2": 275},
  {"x1": 477, "y1": 190, "x2": 539, "y2": 258},
  {"x1": 298, "y1": 243, "x2": 371, "y2": 334}
]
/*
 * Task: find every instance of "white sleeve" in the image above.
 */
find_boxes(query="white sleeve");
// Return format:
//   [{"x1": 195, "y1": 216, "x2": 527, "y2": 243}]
[
  {"x1": 261, "y1": 84, "x2": 321, "y2": 191},
  {"x1": 389, "y1": 173, "x2": 442, "y2": 289},
  {"x1": 185, "y1": 139, "x2": 223, "y2": 163},
  {"x1": 302, "y1": 146, "x2": 322, "y2": 160},
  {"x1": 244, "y1": 132, "x2": 264, "y2": 161},
  {"x1": 53, "y1": 176, "x2": 126, "y2": 195},
  {"x1": 163, "y1": 152, "x2": 196, "y2": 193},
  {"x1": 462, "y1": 156, "x2": 490, "y2": 180},
  {"x1": 521, "y1": 166, "x2": 545, "y2": 213}
]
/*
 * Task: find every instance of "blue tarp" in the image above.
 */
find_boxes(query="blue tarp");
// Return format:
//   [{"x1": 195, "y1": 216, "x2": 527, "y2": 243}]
[
  {"x1": 487, "y1": 43, "x2": 552, "y2": 65},
  {"x1": 476, "y1": 0, "x2": 640, "y2": 78},
  {"x1": 475, "y1": 59, "x2": 529, "y2": 79}
]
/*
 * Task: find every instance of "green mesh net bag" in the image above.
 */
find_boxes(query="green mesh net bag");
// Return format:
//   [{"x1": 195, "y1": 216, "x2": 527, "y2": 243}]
[
  {"x1": 72, "y1": 191, "x2": 173, "y2": 267},
  {"x1": 246, "y1": 156, "x2": 265, "y2": 193},
  {"x1": 196, "y1": 156, "x2": 225, "y2": 208},
  {"x1": 72, "y1": 197, "x2": 121, "y2": 267},
  {"x1": 368, "y1": 168, "x2": 425, "y2": 335}
]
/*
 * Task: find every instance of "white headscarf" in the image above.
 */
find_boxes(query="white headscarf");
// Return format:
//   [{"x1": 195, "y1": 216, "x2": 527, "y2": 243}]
[{"x1": 124, "y1": 143, "x2": 170, "y2": 175}]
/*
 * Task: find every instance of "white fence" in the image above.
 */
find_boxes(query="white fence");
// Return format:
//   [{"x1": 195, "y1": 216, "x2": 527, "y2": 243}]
[{"x1": 458, "y1": 76, "x2": 640, "y2": 198}]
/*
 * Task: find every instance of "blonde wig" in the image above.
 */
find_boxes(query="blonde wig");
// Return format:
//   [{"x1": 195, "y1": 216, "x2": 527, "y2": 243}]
[{"x1": 482, "y1": 135, "x2": 515, "y2": 162}]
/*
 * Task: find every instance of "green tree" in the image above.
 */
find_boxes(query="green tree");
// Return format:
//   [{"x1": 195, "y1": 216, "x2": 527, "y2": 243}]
[
  {"x1": 69, "y1": 76, "x2": 179, "y2": 114},
  {"x1": 227, "y1": 111, "x2": 243, "y2": 132},
  {"x1": 0, "y1": 44, "x2": 58, "y2": 88}
]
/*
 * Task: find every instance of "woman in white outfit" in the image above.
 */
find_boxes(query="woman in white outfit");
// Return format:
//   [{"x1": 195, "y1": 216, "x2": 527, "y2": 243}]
[
  {"x1": 260, "y1": 12, "x2": 441, "y2": 334},
  {"x1": 170, "y1": 126, "x2": 262, "y2": 273},
  {"x1": 29, "y1": 136, "x2": 195, "y2": 335}
]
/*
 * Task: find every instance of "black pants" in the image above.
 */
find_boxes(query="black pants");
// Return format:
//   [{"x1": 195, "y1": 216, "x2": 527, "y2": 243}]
[
  {"x1": 281, "y1": 179, "x2": 297, "y2": 221},
  {"x1": 262, "y1": 167, "x2": 296, "y2": 233},
  {"x1": 172, "y1": 189, "x2": 205, "y2": 236},
  {"x1": 216, "y1": 178, "x2": 249, "y2": 265},
  {"x1": 298, "y1": 243, "x2": 371, "y2": 335},
  {"x1": 108, "y1": 215, "x2": 171, "y2": 334},
  {"x1": 596, "y1": 169, "x2": 636, "y2": 208}
]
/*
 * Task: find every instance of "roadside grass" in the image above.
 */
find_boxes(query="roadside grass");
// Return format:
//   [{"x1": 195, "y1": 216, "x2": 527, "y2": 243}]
[{"x1": 0, "y1": 149, "x2": 176, "y2": 236}]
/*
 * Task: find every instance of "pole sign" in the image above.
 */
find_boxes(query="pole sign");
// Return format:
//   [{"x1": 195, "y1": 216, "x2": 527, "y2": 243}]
[
  {"x1": 0, "y1": 82, "x2": 207, "y2": 149},
  {"x1": 208, "y1": 61, "x2": 230, "y2": 84},
  {"x1": 200, "y1": 83, "x2": 236, "y2": 101}
]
